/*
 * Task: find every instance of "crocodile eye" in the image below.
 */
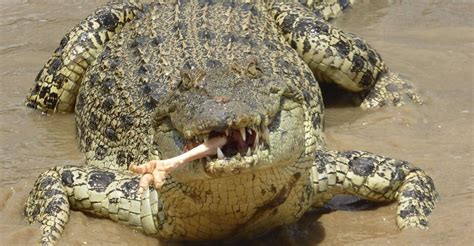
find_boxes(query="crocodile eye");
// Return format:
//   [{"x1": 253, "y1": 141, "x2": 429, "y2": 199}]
[
  {"x1": 178, "y1": 68, "x2": 206, "y2": 91},
  {"x1": 178, "y1": 70, "x2": 192, "y2": 91},
  {"x1": 247, "y1": 60, "x2": 263, "y2": 78}
]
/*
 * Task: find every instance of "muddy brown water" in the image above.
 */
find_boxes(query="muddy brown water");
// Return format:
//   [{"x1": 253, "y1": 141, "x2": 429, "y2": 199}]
[{"x1": 0, "y1": 0, "x2": 473, "y2": 245}]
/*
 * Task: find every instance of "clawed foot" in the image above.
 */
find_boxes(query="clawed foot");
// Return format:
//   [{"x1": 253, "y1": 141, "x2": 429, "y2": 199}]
[
  {"x1": 361, "y1": 72, "x2": 423, "y2": 108},
  {"x1": 129, "y1": 136, "x2": 227, "y2": 194}
]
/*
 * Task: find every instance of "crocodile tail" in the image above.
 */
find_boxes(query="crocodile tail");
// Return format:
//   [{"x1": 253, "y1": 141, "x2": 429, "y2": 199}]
[
  {"x1": 25, "y1": 1, "x2": 143, "y2": 113},
  {"x1": 25, "y1": 166, "x2": 70, "y2": 245}
]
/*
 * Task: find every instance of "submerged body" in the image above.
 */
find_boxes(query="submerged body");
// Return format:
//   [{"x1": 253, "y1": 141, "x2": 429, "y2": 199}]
[{"x1": 24, "y1": 0, "x2": 437, "y2": 244}]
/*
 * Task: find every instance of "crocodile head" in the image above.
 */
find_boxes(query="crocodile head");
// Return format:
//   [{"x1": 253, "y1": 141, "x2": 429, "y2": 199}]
[{"x1": 152, "y1": 59, "x2": 308, "y2": 181}]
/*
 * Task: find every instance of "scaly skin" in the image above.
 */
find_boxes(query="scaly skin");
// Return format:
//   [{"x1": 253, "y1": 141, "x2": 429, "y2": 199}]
[{"x1": 24, "y1": 1, "x2": 437, "y2": 245}]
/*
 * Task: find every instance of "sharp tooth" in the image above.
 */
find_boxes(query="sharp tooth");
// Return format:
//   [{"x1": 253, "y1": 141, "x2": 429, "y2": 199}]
[
  {"x1": 240, "y1": 128, "x2": 246, "y2": 141},
  {"x1": 262, "y1": 127, "x2": 270, "y2": 142},
  {"x1": 246, "y1": 148, "x2": 252, "y2": 156},
  {"x1": 253, "y1": 131, "x2": 259, "y2": 149},
  {"x1": 225, "y1": 129, "x2": 229, "y2": 136},
  {"x1": 247, "y1": 128, "x2": 252, "y2": 135},
  {"x1": 203, "y1": 134, "x2": 209, "y2": 143},
  {"x1": 217, "y1": 147, "x2": 225, "y2": 159}
]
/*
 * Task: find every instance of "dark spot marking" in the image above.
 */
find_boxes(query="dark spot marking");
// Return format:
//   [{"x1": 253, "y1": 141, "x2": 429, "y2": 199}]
[
  {"x1": 88, "y1": 170, "x2": 116, "y2": 192},
  {"x1": 95, "y1": 145, "x2": 107, "y2": 160},
  {"x1": 109, "y1": 58, "x2": 121, "y2": 70},
  {"x1": 45, "y1": 188, "x2": 63, "y2": 197},
  {"x1": 102, "y1": 97, "x2": 114, "y2": 111},
  {"x1": 399, "y1": 209, "x2": 410, "y2": 219},
  {"x1": 49, "y1": 58, "x2": 62, "y2": 72},
  {"x1": 386, "y1": 84, "x2": 399, "y2": 92},
  {"x1": 354, "y1": 39, "x2": 367, "y2": 51},
  {"x1": 44, "y1": 92, "x2": 59, "y2": 109},
  {"x1": 359, "y1": 71, "x2": 374, "y2": 88},
  {"x1": 223, "y1": 0, "x2": 236, "y2": 8},
  {"x1": 206, "y1": 59, "x2": 222, "y2": 69},
  {"x1": 302, "y1": 20, "x2": 329, "y2": 35},
  {"x1": 121, "y1": 178, "x2": 139, "y2": 198},
  {"x1": 367, "y1": 50, "x2": 379, "y2": 66},
  {"x1": 222, "y1": 33, "x2": 239, "y2": 46},
  {"x1": 88, "y1": 74, "x2": 100, "y2": 87},
  {"x1": 420, "y1": 219, "x2": 428, "y2": 226},
  {"x1": 120, "y1": 115, "x2": 134, "y2": 129},
  {"x1": 116, "y1": 151, "x2": 128, "y2": 166},
  {"x1": 30, "y1": 204, "x2": 41, "y2": 218},
  {"x1": 39, "y1": 176, "x2": 54, "y2": 190},
  {"x1": 142, "y1": 83, "x2": 152, "y2": 95},
  {"x1": 99, "y1": 11, "x2": 119, "y2": 31},
  {"x1": 144, "y1": 96, "x2": 158, "y2": 111},
  {"x1": 61, "y1": 170, "x2": 74, "y2": 188},
  {"x1": 38, "y1": 85, "x2": 50, "y2": 98},
  {"x1": 349, "y1": 157, "x2": 375, "y2": 176},
  {"x1": 93, "y1": 32, "x2": 103, "y2": 46},
  {"x1": 138, "y1": 65, "x2": 149, "y2": 75},
  {"x1": 102, "y1": 78, "x2": 115, "y2": 93},
  {"x1": 89, "y1": 113, "x2": 98, "y2": 131},
  {"x1": 280, "y1": 13, "x2": 297, "y2": 35},
  {"x1": 151, "y1": 35, "x2": 165, "y2": 46},
  {"x1": 334, "y1": 40, "x2": 350, "y2": 57},
  {"x1": 45, "y1": 199, "x2": 65, "y2": 215},
  {"x1": 290, "y1": 40, "x2": 297, "y2": 49},
  {"x1": 351, "y1": 54, "x2": 365, "y2": 72},
  {"x1": 303, "y1": 90, "x2": 312, "y2": 105},
  {"x1": 338, "y1": 0, "x2": 350, "y2": 8},
  {"x1": 52, "y1": 74, "x2": 66, "y2": 89},
  {"x1": 59, "y1": 36, "x2": 69, "y2": 49},
  {"x1": 312, "y1": 113, "x2": 321, "y2": 129},
  {"x1": 198, "y1": 0, "x2": 216, "y2": 6},
  {"x1": 105, "y1": 127, "x2": 117, "y2": 141},
  {"x1": 264, "y1": 39, "x2": 278, "y2": 50},
  {"x1": 198, "y1": 29, "x2": 216, "y2": 41},
  {"x1": 130, "y1": 36, "x2": 145, "y2": 49},
  {"x1": 173, "y1": 21, "x2": 188, "y2": 38},
  {"x1": 241, "y1": 35, "x2": 258, "y2": 48},
  {"x1": 302, "y1": 38, "x2": 311, "y2": 53}
]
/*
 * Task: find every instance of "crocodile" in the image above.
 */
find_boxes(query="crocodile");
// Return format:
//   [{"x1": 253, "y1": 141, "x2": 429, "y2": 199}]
[{"x1": 24, "y1": 0, "x2": 437, "y2": 244}]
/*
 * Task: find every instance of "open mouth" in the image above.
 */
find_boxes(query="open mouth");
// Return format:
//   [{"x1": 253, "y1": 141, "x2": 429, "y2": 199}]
[{"x1": 183, "y1": 127, "x2": 269, "y2": 162}]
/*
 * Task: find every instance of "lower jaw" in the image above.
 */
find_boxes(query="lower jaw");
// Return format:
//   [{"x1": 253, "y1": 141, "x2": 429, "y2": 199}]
[{"x1": 201, "y1": 150, "x2": 272, "y2": 176}]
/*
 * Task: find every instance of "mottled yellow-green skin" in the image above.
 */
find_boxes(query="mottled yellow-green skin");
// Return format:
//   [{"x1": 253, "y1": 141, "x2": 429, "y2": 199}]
[{"x1": 25, "y1": 1, "x2": 436, "y2": 245}]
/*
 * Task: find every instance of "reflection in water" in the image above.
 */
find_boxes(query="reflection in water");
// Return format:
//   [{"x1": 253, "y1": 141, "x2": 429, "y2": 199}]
[{"x1": 0, "y1": 0, "x2": 472, "y2": 245}]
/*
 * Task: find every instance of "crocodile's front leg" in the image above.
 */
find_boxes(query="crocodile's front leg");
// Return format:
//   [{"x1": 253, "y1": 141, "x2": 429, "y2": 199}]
[
  {"x1": 271, "y1": 3, "x2": 423, "y2": 108},
  {"x1": 26, "y1": 0, "x2": 143, "y2": 113},
  {"x1": 311, "y1": 150, "x2": 438, "y2": 229},
  {"x1": 25, "y1": 166, "x2": 161, "y2": 245}
]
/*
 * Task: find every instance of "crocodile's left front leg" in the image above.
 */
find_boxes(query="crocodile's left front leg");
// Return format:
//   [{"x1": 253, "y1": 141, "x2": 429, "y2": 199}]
[
  {"x1": 25, "y1": 165, "x2": 161, "y2": 245},
  {"x1": 311, "y1": 150, "x2": 438, "y2": 229},
  {"x1": 271, "y1": 3, "x2": 423, "y2": 108}
]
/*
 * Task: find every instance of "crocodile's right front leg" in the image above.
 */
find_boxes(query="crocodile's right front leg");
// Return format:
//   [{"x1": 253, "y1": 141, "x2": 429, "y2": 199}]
[
  {"x1": 25, "y1": 166, "x2": 162, "y2": 245},
  {"x1": 26, "y1": 0, "x2": 143, "y2": 113}
]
